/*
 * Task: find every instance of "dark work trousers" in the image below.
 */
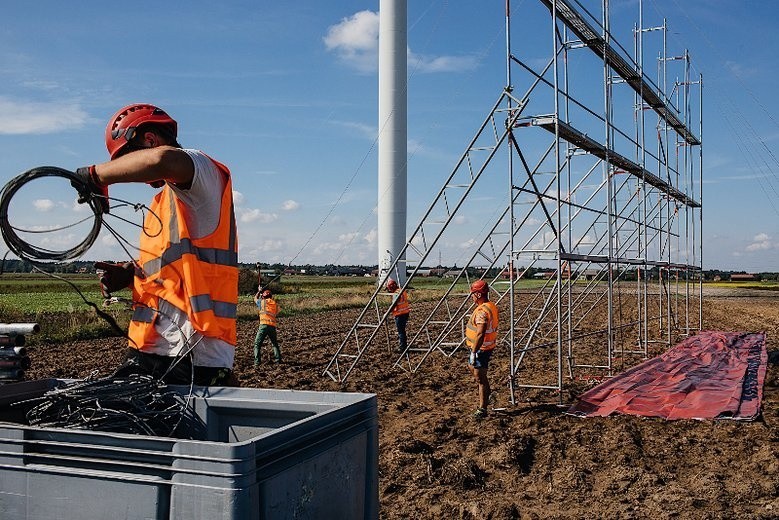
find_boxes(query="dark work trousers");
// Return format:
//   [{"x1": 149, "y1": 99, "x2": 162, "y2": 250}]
[
  {"x1": 113, "y1": 348, "x2": 235, "y2": 386},
  {"x1": 254, "y1": 324, "x2": 281, "y2": 363},
  {"x1": 394, "y1": 313, "x2": 409, "y2": 352}
]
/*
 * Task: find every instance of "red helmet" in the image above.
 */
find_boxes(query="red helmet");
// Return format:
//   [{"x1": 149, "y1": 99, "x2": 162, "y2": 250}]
[
  {"x1": 105, "y1": 103, "x2": 177, "y2": 159},
  {"x1": 386, "y1": 279, "x2": 398, "y2": 291},
  {"x1": 470, "y1": 279, "x2": 489, "y2": 295},
  {"x1": 262, "y1": 289, "x2": 272, "y2": 299}
]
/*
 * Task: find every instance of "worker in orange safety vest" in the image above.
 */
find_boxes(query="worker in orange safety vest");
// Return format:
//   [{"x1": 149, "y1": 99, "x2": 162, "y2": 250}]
[
  {"x1": 73, "y1": 103, "x2": 238, "y2": 386},
  {"x1": 254, "y1": 288, "x2": 281, "y2": 364},
  {"x1": 386, "y1": 278, "x2": 410, "y2": 353},
  {"x1": 465, "y1": 279, "x2": 499, "y2": 419}
]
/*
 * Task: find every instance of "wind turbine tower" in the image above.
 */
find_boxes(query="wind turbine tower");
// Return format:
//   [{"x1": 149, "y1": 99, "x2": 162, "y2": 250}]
[{"x1": 377, "y1": 0, "x2": 408, "y2": 285}]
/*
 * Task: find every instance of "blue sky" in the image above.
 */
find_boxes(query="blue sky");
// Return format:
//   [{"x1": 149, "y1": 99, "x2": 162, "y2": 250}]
[{"x1": 1, "y1": 1, "x2": 778, "y2": 271}]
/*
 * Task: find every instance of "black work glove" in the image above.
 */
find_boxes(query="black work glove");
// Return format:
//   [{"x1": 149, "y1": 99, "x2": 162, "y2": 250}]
[
  {"x1": 72, "y1": 166, "x2": 109, "y2": 214},
  {"x1": 94, "y1": 261, "x2": 135, "y2": 297}
]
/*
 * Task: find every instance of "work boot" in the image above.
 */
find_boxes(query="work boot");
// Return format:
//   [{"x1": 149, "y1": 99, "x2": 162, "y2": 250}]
[{"x1": 473, "y1": 407, "x2": 488, "y2": 419}]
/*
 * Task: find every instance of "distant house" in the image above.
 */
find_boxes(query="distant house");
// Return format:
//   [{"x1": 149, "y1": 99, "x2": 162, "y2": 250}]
[
  {"x1": 730, "y1": 273, "x2": 757, "y2": 282},
  {"x1": 259, "y1": 269, "x2": 280, "y2": 282},
  {"x1": 500, "y1": 268, "x2": 522, "y2": 280},
  {"x1": 577, "y1": 269, "x2": 600, "y2": 281}
]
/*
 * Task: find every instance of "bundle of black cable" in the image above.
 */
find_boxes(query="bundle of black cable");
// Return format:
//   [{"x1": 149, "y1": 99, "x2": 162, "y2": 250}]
[{"x1": 21, "y1": 374, "x2": 205, "y2": 438}]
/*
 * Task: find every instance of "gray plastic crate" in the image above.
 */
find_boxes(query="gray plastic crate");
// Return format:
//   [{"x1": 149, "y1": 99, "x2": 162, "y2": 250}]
[{"x1": 0, "y1": 380, "x2": 378, "y2": 520}]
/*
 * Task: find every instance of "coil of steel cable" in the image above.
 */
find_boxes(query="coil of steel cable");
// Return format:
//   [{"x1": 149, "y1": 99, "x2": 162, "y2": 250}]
[{"x1": 0, "y1": 166, "x2": 103, "y2": 262}]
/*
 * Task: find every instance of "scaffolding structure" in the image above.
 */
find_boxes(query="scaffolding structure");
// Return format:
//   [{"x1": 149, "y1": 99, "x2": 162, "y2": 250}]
[{"x1": 324, "y1": 0, "x2": 703, "y2": 404}]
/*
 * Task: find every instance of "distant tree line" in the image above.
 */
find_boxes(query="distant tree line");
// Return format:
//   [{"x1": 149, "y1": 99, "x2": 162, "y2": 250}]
[{"x1": 1, "y1": 259, "x2": 776, "y2": 282}]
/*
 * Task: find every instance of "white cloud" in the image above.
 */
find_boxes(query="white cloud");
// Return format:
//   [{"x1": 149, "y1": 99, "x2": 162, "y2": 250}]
[
  {"x1": 281, "y1": 200, "x2": 299, "y2": 211},
  {"x1": 239, "y1": 208, "x2": 278, "y2": 223},
  {"x1": 745, "y1": 233, "x2": 773, "y2": 252},
  {"x1": 459, "y1": 238, "x2": 477, "y2": 249},
  {"x1": 724, "y1": 61, "x2": 758, "y2": 78},
  {"x1": 0, "y1": 98, "x2": 89, "y2": 134},
  {"x1": 324, "y1": 11, "x2": 380, "y2": 73},
  {"x1": 339, "y1": 231, "x2": 360, "y2": 242},
  {"x1": 313, "y1": 231, "x2": 361, "y2": 254},
  {"x1": 363, "y1": 228, "x2": 377, "y2": 244},
  {"x1": 334, "y1": 120, "x2": 377, "y2": 140},
  {"x1": 453, "y1": 215, "x2": 467, "y2": 225},
  {"x1": 525, "y1": 217, "x2": 541, "y2": 227},
  {"x1": 234, "y1": 191, "x2": 279, "y2": 222},
  {"x1": 33, "y1": 199, "x2": 55, "y2": 211},
  {"x1": 746, "y1": 240, "x2": 772, "y2": 252},
  {"x1": 324, "y1": 11, "x2": 479, "y2": 74},
  {"x1": 259, "y1": 239, "x2": 284, "y2": 252},
  {"x1": 530, "y1": 231, "x2": 557, "y2": 250},
  {"x1": 408, "y1": 51, "x2": 479, "y2": 73}
]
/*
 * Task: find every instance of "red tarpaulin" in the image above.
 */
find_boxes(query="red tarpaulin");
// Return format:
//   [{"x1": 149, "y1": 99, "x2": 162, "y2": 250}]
[{"x1": 567, "y1": 331, "x2": 767, "y2": 420}]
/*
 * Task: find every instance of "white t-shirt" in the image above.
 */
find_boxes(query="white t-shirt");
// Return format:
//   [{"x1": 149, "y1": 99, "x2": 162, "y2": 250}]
[{"x1": 144, "y1": 149, "x2": 235, "y2": 369}]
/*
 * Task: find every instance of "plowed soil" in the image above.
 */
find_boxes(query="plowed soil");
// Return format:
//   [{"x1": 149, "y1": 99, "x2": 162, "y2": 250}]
[{"x1": 26, "y1": 287, "x2": 779, "y2": 519}]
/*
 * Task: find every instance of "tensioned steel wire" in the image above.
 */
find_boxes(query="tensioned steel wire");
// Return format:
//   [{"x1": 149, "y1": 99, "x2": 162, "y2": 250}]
[{"x1": 0, "y1": 166, "x2": 205, "y2": 435}]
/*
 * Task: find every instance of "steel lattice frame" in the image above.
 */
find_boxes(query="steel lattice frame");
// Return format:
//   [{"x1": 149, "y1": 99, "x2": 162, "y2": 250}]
[{"x1": 324, "y1": 0, "x2": 703, "y2": 404}]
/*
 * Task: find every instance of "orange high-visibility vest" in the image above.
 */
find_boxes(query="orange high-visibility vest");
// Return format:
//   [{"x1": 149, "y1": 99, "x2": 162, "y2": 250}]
[
  {"x1": 465, "y1": 301, "x2": 499, "y2": 351},
  {"x1": 128, "y1": 157, "x2": 238, "y2": 349},
  {"x1": 391, "y1": 290, "x2": 410, "y2": 317},
  {"x1": 259, "y1": 298, "x2": 279, "y2": 327}
]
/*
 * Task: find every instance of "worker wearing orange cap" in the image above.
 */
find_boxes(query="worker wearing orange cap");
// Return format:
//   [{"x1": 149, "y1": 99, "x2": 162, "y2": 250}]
[
  {"x1": 254, "y1": 288, "x2": 281, "y2": 364},
  {"x1": 465, "y1": 279, "x2": 499, "y2": 419},
  {"x1": 386, "y1": 278, "x2": 410, "y2": 352}
]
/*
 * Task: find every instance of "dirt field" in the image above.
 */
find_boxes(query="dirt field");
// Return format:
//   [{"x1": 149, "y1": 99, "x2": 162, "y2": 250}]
[{"x1": 26, "y1": 287, "x2": 779, "y2": 519}]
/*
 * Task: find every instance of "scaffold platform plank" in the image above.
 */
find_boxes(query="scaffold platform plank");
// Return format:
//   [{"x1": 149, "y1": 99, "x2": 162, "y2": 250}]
[
  {"x1": 539, "y1": 0, "x2": 701, "y2": 146},
  {"x1": 532, "y1": 117, "x2": 700, "y2": 208}
]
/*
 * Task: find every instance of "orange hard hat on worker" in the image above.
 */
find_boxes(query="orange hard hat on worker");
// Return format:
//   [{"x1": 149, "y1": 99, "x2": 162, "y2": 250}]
[
  {"x1": 470, "y1": 279, "x2": 489, "y2": 295},
  {"x1": 105, "y1": 103, "x2": 178, "y2": 159}
]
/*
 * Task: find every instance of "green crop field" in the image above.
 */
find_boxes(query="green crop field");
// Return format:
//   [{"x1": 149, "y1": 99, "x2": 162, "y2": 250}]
[
  {"x1": 706, "y1": 280, "x2": 779, "y2": 291},
  {"x1": 0, "y1": 272, "x2": 557, "y2": 344}
]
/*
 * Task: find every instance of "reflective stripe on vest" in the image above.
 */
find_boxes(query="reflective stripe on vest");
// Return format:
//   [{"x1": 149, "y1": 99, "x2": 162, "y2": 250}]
[
  {"x1": 259, "y1": 298, "x2": 279, "y2": 327},
  {"x1": 129, "y1": 155, "x2": 238, "y2": 350},
  {"x1": 391, "y1": 290, "x2": 410, "y2": 317},
  {"x1": 142, "y1": 238, "x2": 238, "y2": 276},
  {"x1": 465, "y1": 301, "x2": 499, "y2": 351}
]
